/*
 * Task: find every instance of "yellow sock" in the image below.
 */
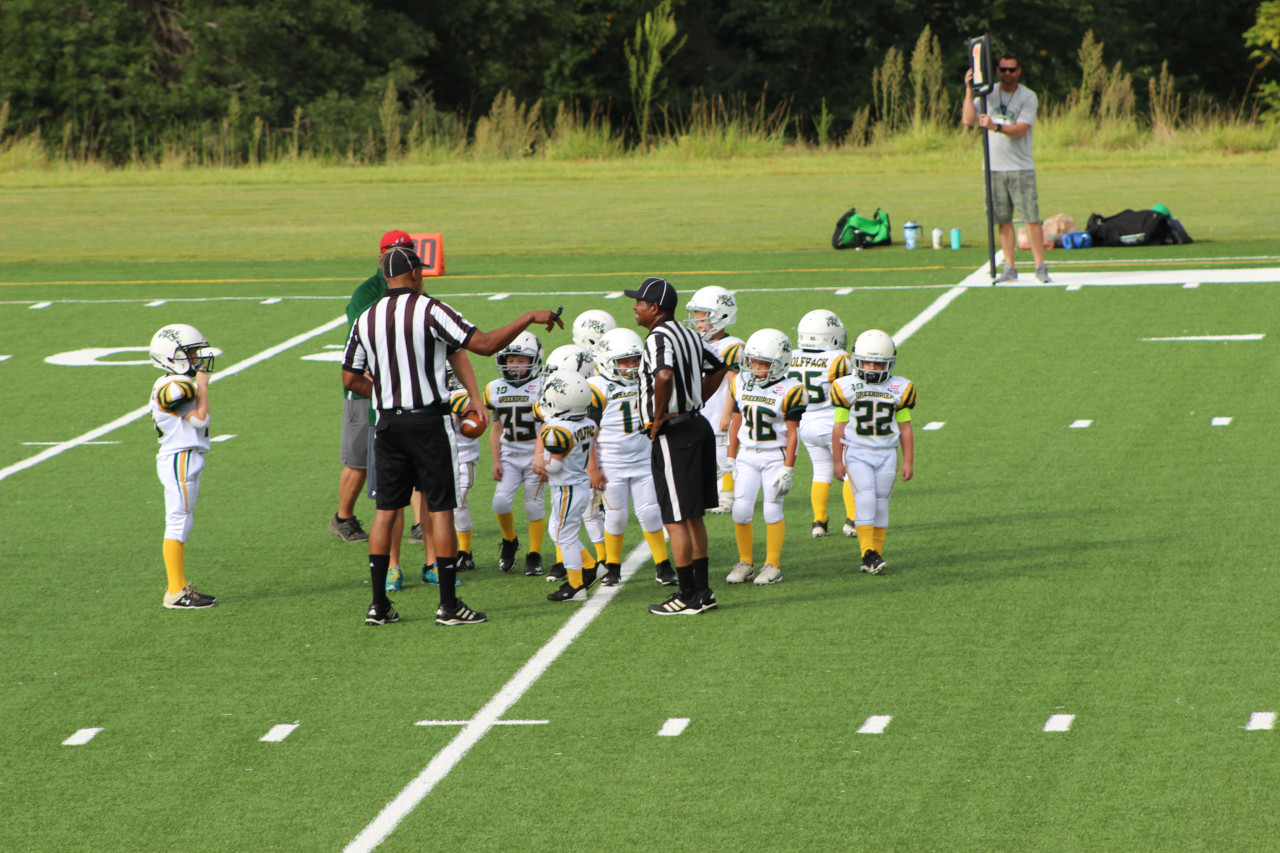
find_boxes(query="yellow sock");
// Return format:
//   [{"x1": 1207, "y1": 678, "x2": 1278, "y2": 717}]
[
  {"x1": 734, "y1": 522, "x2": 754, "y2": 564},
  {"x1": 605, "y1": 532, "x2": 626, "y2": 565},
  {"x1": 528, "y1": 518, "x2": 546, "y2": 552},
  {"x1": 643, "y1": 529, "x2": 669, "y2": 564},
  {"x1": 579, "y1": 548, "x2": 598, "y2": 570},
  {"x1": 842, "y1": 480, "x2": 857, "y2": 521},
  {"x1": 810, "y1": 481, "x2": 830, "y2": 524},
  {"x1": 722, "y1": 472, "x2": 735, "y2": 493},
  {"x1": 856, "y1": 525, "x2": 875, "y2": 556},
  {"x1": 873, "y1": 527, "x2": 886, "y2": 553},
  {"x1": 496, "y1": 512, "x2": 516, "y2": 540},
  {"x1": 457, "y1": 529, "x2": 473, "y2": 552},
  {"x1": 765, "y1": 520, "x2": 785, "y2": 567},
  {"x1": 568, "y1": 568, "x2": 583, "y2": 587},
  {"x1": 594, "y1": 540, "x2": 606, "y2": 562},
  {"x1": 163, "y1": 539, "x2": 186, "y2": 594}
]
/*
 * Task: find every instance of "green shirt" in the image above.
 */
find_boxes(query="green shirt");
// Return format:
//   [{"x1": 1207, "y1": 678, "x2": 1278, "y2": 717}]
[{"x1": 344, "y1": 268, "x2": 388, "y2": 423}]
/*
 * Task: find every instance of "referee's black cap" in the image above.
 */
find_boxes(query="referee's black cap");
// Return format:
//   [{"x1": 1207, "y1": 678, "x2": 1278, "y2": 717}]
[
  {"x1": 624, "y1": 277, "x2": 678, "y2": 312},
  {"x1": 380, "y1": 246, "x2": 425, "y2": 279}
]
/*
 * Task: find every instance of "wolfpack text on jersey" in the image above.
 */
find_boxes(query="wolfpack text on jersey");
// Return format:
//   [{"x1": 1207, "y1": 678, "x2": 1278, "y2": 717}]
[{"x1": 788, "y1": 350, "x2": 851, "y2": 419}]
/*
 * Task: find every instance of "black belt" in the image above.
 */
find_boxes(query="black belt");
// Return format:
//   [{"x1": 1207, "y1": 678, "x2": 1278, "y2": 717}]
[
  {"x1": 380, "y1": 403, "x2": 448, "y2": 416},
  {"x1": 664, "y1": 412, "x2": 698, "y2": 426}
]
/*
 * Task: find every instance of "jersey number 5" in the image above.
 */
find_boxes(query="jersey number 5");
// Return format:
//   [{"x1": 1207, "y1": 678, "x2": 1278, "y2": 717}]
[{"x1": 498, "y1": 405, "x2": 537, "y2": 442}]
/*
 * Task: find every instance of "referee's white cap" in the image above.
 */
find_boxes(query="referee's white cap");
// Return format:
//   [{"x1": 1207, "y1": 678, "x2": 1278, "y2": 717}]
[{"x1": 624, "y1": 276, "x2": 678, "y2": 312}]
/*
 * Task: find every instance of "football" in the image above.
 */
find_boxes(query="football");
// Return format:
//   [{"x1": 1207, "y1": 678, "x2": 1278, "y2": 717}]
[{"x1": 459, "y1": 416, "x2": 486, "y2": 439}]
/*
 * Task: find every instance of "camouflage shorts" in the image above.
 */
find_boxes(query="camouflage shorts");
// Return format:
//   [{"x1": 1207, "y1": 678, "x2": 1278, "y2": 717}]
[{"x1": 988, "y1": 169, "x2": 1040, "y2": 224}]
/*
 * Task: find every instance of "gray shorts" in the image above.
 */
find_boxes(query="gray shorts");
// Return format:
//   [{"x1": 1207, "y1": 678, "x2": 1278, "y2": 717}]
[
  {"x1": 988, "y1": 169, "x2": 1040, "y2": 225},
  {"x1": 341, "y1": 397, "x2": 371, "y2": 469}
]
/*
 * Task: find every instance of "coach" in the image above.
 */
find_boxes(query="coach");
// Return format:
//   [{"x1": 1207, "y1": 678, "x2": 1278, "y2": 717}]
[
  {"x1": 627, "y1": 277, "x2": 727, "y2": 616},
  {"x1": 343, "y1": 246, "x2": 564, "y2": 627}
]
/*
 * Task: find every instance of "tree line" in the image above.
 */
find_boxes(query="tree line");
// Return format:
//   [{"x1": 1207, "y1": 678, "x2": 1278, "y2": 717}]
[{"x1": 0, "y1": 0, "x2": 1271, "y2": 165}]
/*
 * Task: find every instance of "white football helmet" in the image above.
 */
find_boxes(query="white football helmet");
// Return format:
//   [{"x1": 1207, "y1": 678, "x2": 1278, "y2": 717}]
[
  {"x1": 496, "y1": 332, "x2": 543, "y2": 383},
  {"x1": 740, "y1": 328, "x2": 792, "y2": 389},
  {"x1": 150, "y1": 324, "x2": 215, "y2": 375},
  {"x1": 594, "y1": 327, "x2": 644, "y2": 384},
  {"x1": 538, "y1": 372, "x2": 593, "y2": 420},
  {"x1": 852, "y1": 329, "x2": 897, "y2": 384},
  {"x1": 541, "y1": 344, "x2": 594, "y2": 380},
  {"x1": 684, "y1": 285, "x2": 738, "y2": 340},
  {"x1": 797, "y1": 309, "x2": 848, "y2": 352},
  {"x1": 572, "y1": 309, "x2": 617, "y2": 350}
]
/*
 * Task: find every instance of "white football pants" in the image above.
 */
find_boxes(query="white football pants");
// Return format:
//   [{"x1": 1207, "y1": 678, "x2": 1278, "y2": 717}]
[
  {"x1": 600, "y1": 462, "x2": 663, "y2": 535},
  {"x1": 550, "y1": 484, "x2": 592, "y2": 572},
  {"x1": 843, "y1": 445, "x2": 897, "y2": 528},
  {"x1": 492, "y1": 447, "x2": 546, "y2": 521},
  {"x1": 731, "y1": 446, "x2": 787, "y2": 525},
  {"x1": 157, "y1": 449, "x2": 204, "y2": 542}
]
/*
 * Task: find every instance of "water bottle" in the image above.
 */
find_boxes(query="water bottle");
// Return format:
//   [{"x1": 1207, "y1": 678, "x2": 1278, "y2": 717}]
[
  {"x1": 950, "y1": 228, "x2": 962, "y2": 249},
  {"x1": 904, "y1": 221, "x2": 921, "y2": 250},
  {"x1": 931, "y1": 227, "x2": 943, "y2": 249}
]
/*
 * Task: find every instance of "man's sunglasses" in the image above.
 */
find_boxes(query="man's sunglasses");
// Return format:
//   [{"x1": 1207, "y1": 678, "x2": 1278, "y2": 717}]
[{"x1": 997, "y1": 67, "x2": 1019, "y2": 74}]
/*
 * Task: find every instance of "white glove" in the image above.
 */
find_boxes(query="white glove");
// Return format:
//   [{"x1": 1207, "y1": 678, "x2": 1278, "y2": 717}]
[
  {"x1": 724, "y1": 457, "x2": 737, "y2": 475},
  {"x1": 772, "y1": 465, "x2": 794, "y2": 496}
]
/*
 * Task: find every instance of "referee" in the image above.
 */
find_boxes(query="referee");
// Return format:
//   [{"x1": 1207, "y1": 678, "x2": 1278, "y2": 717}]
[
  {"x1": 343, "y1": 246, "x2": 565, "y2": 626},
  {"x1": 626, "y1": 277, "x2": 728, "y2": 615}
]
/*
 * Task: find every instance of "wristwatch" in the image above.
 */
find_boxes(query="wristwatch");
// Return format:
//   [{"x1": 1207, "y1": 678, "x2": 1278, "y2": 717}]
[{"x1": 994, "y1": 124, "x2": 1003, "y2": 133}]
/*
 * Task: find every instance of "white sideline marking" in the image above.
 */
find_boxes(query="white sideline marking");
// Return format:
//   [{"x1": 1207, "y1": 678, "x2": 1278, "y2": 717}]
[
  {"x1": 486, "y1": 293, "x2": 509, "y2": 301},
  {"x1": 0, "y1": 315, "x2": 348, "y2": 483},
  {"x1": 1183, "y1": 282, "x2": 1200, "y2": 289},
  {"x1": 261, "y1": 297, "x2": 282, "y2": 305},
  {"x1": 302, "y1": 352, "x2": 346, "y2": 362},
  {"x1": 23, "y1": 441, "x2": 120, "y2": 446},
  {"x1": 1211, "y1": 417, "x2": 1232, "y2": 427},
  {"x1": 345, "y1": 544, "x2": 650, "y2": 853},
  {"x1": 922, "y1": 422, "x2": 945, "y2": 431},
  {"x1": 1065, "y1": 282, "x2": 1084, "y2": 291},
  {"x1": 1246, "y1": 712, "x2": 1276, "y2": 731},
  {"x1": 0, "y1": 355, "x2": 11, "y2": 361},
  {"x1": 1044, "y1": 714, "x2": 1075, "y2": 732},
  {"x1": 893, "y1": 285, "x2": 967, "y2": 345},
  {"x1": 211, "y1": 434, "x2": 237, "y2": 442},
  {"x1": 993, "y1": 267, "x2": 1280, "y2": 288},
  {"x1": 146, "y1": 300, "x2": 167, "y2": 307},
  {"x1": 604, "y1": 291, "x2": 623, "y2": 299},
  {"x1": 63, "y1": 727, "x2": 104, "y2": 745},
  {"x1": 30, "y1": 301, "x2": 52, "y2": 310},
  {"x1": 857, "y1": 715, "x2": 892, "y2": 734},
  {"x1": 260, "y1": 723, "x2": 299, "y2": 742},
  {"x1": 416, "y1": 719, "x2": 548, "y2": 727},
  {"x1": 835, "y1": 287, "x2": 853, "y2": 295},
  {"x1": 1069, "y1": 420, "x2": 1092, "y2": 429},
  {"x1": 657, "y1": 718, "x2": 690, "y2": 737},
  {"x1": 1140, "y1": 334, "x2": 1265, "y2": 342}
]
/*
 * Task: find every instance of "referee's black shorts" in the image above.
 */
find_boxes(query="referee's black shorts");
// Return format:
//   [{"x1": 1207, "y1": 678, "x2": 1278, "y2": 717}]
[
  {"x1": 650, "y1": 413, "x2": 718, "y2": 524},
  {"x1": 372, "y1": 406, "x2": 459, "y2": 512}
]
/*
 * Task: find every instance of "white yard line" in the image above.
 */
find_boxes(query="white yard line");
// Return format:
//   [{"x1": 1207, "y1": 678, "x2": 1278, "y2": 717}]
[{"x1": 0, "y1": 315, "x2": 348, "y2": 483}]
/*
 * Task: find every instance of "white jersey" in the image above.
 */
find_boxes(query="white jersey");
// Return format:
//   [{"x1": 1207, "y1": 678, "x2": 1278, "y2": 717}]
[
  {"x1": 540, "y1": 416, "x2": 597, "y2": 487},
  {"x1": 587, "y1": 375, "x2": 648, "y2": 468},
  {"x1": 788, "y1": 349, "x2": 851, "y2": 422},
  {"x1": 484, "y1": 377, "x2": 541, "y2": 459},
  {"x1": 150, "y1": 373, "x2": 209, "y2": 456},
  {"x1": 730, "y1": 375, "x2": 807, "y2": 451},
  {"x1": 831, "y1": 373, "x2": 917, "y2": 451},
  {"x1": 701, "y1": 335, "x2": 744, "y2": 435},
  {"x1": 449, "y1": 388, "x2": 480, "y2": 463}
]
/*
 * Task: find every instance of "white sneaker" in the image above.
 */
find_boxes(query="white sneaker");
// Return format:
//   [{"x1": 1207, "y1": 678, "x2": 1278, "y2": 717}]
[
  {"x1": 754, "y1": 564, "x2": 782, "y2": 585},
  {"x1": 726, "y1": 561, "x2": 755, "y2": 584}
]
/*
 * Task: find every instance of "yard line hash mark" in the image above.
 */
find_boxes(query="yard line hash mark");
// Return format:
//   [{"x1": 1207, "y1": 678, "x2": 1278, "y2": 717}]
[
  {"x1": 1140, "y1": 334, "x2": 1265, "y2": 342},
  {"x1": 857, "y1": 715, "x2": 892, "y2": 734},
  {"x1": 1245, "y1": 712, "x2": 1276, "y2": 731},
  {"x1": 416, "y1": 720, "x2": 548, "y2": 727},
  {"x1": 1044, "y1": 714, "x2": 1075, "y2": 732},
  {"x1": 1211, "y1": 417, "x2": 1233, "y2": 427},
  {"x1": 63, "y1": 727, "x2": 104, "y2": 745},
  {"x1": 657, "y1": 718, "x2": 690, "y2": 737},
  {"x1": 260, "y1": 723, "x2": 299, "y2": 742},
  {"x1": 29, "y1": 301, "x2": 52, "y2": 309},
  {"x1": 1069, "y1": 420, "x2": 1093, "y2": 429},
  {"x1": 922, "y1": 422, "x2": 945, "y2": 431}
]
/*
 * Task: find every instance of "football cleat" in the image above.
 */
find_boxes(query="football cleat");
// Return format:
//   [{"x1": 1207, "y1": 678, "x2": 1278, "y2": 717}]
[
  {"x1": 163, "y1": 585, "x2": 216, "y2": 609},
  {"x1": 385, "y1": 566, "x2": 402, "y2": 592},
  {"x1": 695, "y1": 589, "x2": 718, "y2": 613},
  {"x1": 860, "y1": 550, "x2": 886, "y2": 575},
  {"x1": 409, "y1": 523, "x2": 424, "y2": 542},
  {"x1": 423, "y1": 567, "x2": 461, "y2": 587},
  {"x1": 726, "y1": 561, "x2": 755, "y2": 584},
  {"x1": 546, "y1": 562, "x2": 567, "y2": 582},
  {"x1": 811, "y1": 520, "x2": 829, "y2": 538},
  {"x1": 754, "y1": 564, "x2": 782, "y2": 585},
  {"x1": 547, "y1": 582, "x2": 588, "y2": 602},
  {"x1": 456, "y1": 550, "x2": 475, "y2": 572},
  {"x1": 498, "y1": 537, "x2": 520, "y2": 572},
  {"x1": 653, "y1": 560, "x2": 677, "y2": 586},
  {"x1": 600, "y1": 563, "x2": 622, "y2": 586},
  {"x1": 524, "y1": 552, "x2": 544, "y2": 577},
  {"x1": 842, "y1": 518, "x2": 857, "y2": 537}
]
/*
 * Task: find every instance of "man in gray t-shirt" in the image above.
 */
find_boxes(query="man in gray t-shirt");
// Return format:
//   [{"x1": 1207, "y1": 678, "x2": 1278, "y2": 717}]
[{"x1": 962, "y1": 51, "x2": 1050, "y2": 283}]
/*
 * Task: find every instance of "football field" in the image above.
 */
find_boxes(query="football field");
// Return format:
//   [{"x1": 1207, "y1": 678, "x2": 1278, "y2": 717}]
[{"x1": 2, "y1": 242, "x2": 1279, "y2": 851}]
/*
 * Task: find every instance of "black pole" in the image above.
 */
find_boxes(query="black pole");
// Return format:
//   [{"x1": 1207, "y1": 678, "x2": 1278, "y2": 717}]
[{"x1": 980, "y1": 93, "x2": 997, "y2": 282}]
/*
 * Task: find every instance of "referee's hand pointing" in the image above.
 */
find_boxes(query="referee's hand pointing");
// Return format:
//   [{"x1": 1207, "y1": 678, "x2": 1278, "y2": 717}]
[{"x1": 529, "y1": 309, "x2": 565, "y2": 332}]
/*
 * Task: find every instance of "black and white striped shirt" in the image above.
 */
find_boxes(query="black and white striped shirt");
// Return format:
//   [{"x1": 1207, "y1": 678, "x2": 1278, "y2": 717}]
[
  {"x1": 638, "y1": 317, "x2": 725, "y2": 426},
  {"x1": 342, "y1": 288, "x2": 476, "y2": 410}
]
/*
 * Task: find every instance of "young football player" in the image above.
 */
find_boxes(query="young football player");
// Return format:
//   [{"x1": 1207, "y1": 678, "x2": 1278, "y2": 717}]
[
  {"x1": 831, "y1": 329, "x2": 916, "y2": 575},
  {"x1": 536, "y1": 373, "x2": 601, "y2": 601},
  {"x1": 148, "y1": 324, "x2": 219, "y2": 609},
  {"x1": 572, "y1": 308, "x2": 618, "y2": 351},
  {"x1": 725, "y1": 329, "x2": 807, "y2": 585},
  {"x1": 586, "y1": 328, "x2": 675, "y2": 586},
  {"x1": 685, "y1": 285, "x2": 743, "y2": 512},
  {"x1": 789, "y1": 309, "x2": 854, "y2": 538},
  {"x1": 443, "y1": 361, "x2": 481, "y2": 577},
  {"x1": 485, "y1": 332, "x2": 548, "y2": 576}
]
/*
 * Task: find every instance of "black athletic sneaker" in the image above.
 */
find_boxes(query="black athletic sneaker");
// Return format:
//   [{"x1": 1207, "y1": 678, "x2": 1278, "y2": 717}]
[
  {"x1": 163, "y1": 585, "x2": 217, "y2": 609},
  {"x1": 409, "y1": 523, "x2": 424, "y2": 542},
  {"x1": 545, "y1": 562, "x2": 567, "y2": 582},
  {"x1": 436, "y1": 599, "x2": 487, "y2": 626},
  {"x1": 329, "y1": 514, "x2": 369, "y2": 542},
  {"x1": 811, "y1": 519, "x2": 829, "y2": 538},
  {"x1": 498, "y1": 537, "x2": 520, "y2": 572},
  {"x1": 654, "y1": 560, "x2": 677, "y2": 586},
  {"x1": 600, "y1": 563, "x2": 622, "y2": 586},
  {"x1": 648, "y1": 592, "x2": 700, "y2": 615},
  {"x1": 365, "y1": 602, "x2": 400, "y2": 626},
  {"x1": 861, "y1": 550, "x2": 886, "y2": 575},
  {"x1": 525, "y1": 552, "x2": 544, "y2": 577},
  {"x1": 456, "y1": 550, "x2": 475, "y2": 572},
  {"x1": 695, "y1": 589, "x2": 718, "y2": 613},
  {"x1": 547, "y1": 581, "x2": 587, "y2": 602}
]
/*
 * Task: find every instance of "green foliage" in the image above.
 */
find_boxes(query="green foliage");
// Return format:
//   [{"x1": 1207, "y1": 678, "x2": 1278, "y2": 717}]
[
  {"x1": 1245, "y1": 0, "x2": 1280, "y2": 120},
  {"x1": 1148, "y1": 61, "x2": 1182, "y2": 137},
  {"x1": 872, "y1": 46, "x2": 906, "y2": 137},
  {"x1": 472, "y1": 91, "x2": 543, "y2": 160},
  {"x1": 624, "y1": 0, "x2": 686, "y2": 147}
]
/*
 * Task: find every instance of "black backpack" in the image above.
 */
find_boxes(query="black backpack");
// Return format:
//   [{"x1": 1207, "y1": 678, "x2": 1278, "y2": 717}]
[{"x1": 1085, "y1": 209, "x2": 1176, "y2": 247}]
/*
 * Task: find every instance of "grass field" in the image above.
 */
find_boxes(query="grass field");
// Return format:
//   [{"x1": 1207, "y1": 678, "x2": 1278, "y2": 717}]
[{"x1": 2, "y1": 163, "x2": 1279, "y2": 852}]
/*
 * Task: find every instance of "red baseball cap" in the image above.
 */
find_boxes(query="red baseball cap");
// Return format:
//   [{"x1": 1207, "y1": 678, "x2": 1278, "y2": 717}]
[{"x1": 379, "y1": 230, "x2": 413, "y2": 251}]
